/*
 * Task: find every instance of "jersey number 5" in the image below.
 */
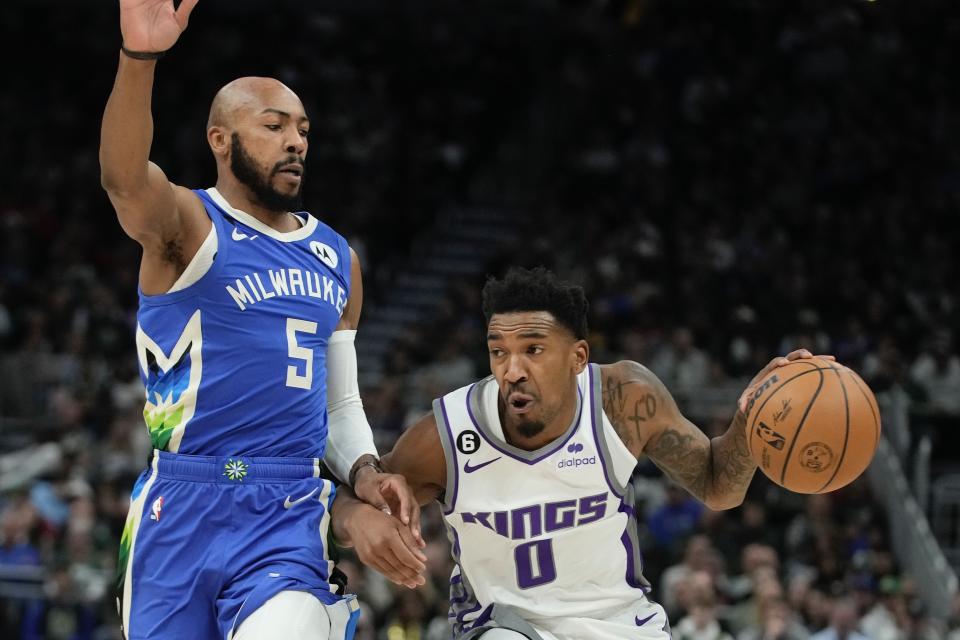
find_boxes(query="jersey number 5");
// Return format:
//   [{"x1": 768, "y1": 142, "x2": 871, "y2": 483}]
[{"x1": 286, "y1": 318, "x2": 318, "y2": 390}]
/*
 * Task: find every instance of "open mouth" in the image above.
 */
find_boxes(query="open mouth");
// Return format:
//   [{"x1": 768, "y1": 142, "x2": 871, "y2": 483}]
[
  {"x1": 277, "y1": 164, "x2": 304, "y2": 177},
  {"x1": 508, "y1": 393, "x2": 535, "y2": 413}
]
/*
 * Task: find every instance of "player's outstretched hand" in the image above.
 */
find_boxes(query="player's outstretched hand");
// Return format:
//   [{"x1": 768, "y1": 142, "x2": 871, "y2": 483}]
[
  {"x1": 120, "y1": 0, "x2": 200, "y2": 53},
  {"x1": 354, "y1": 470, "x2": 425, "y2": 548},
  {"x1": 737, "y1": 349, "x2": 836, "y2": 414},
  {"x1": 344, "y1": 504, "x2": 427, "y2": 590}
]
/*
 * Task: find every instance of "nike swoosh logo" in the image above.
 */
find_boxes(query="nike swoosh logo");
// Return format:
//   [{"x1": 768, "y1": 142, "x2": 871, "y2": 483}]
[
  {"x1": 635, "y1": 612, "x2": 657, "y2": 627},
  {"x1": 283, "y1": 488, "x2": 318, "y2": 509},
  {"x1": 463, "y1": 457, "x2": 501, "y2": 473},
  {"x1": 232, "y1": 228, "x2": 258, "y2": 241}
]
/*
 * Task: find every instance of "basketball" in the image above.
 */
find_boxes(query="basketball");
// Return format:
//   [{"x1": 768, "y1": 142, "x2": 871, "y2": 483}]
[{"x1": 745, "y1": 357, "x2": 881, "y2": 494}]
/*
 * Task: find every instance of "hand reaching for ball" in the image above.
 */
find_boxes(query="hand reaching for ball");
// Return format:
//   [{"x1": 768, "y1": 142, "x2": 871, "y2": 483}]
[{"x1": 738, "y1": 349, "x2": 835, "y2": 415}]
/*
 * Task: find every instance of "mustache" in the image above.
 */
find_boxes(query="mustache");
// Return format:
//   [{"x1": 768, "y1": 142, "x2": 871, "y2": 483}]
[
  {"x1": 505, "y1": 383, "x2": 536, "y2": 399},
  {"x1": 272, "y1": 157, "x2": 306, "y2": 175}
]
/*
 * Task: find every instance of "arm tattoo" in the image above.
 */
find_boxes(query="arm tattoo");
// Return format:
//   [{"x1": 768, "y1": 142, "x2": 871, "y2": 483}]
[
  {"x1": 603, "y1": 362, "x2": 756, "y2": 508},
  {"x1": 644, "y1": 427, "x2": 710, "y2": 502},
  {"x1": 647, "y1": 412, "x2": 756, "y2": 508},
  {"x1": 603, "y1": 376, "x2": 633, "y2": 448},
  {"x1": 603, "y1": 376, "x2": 657, "y2": 454},
  {"x1": 709, "y1": 412, "x2": 756, "y2": 500}
]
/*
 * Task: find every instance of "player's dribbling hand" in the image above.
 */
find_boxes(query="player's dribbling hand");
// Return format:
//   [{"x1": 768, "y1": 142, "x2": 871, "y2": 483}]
[
  {"x1": 354, "y1": 469, "x2": 425, "y2": 549},
  {"x1": 119, "y1": 0, "x2": 200, "y2": 53},
  {"x1": 343, "y1": 504, "x2": 427, "y2": 590},
  {"x1": 737, "y1": 349, "x2": 836, "y2": 414}
]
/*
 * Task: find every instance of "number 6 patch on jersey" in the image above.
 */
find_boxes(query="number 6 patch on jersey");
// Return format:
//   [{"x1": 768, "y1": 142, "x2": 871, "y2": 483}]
[{"x1": 457, "y1": 431, "x2": 480, "y2": 454}]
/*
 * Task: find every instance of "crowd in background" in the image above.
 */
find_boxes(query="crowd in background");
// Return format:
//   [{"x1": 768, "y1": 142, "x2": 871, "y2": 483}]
[{"x1": 1, "y1": 0, "x2": 959, "y2": 638}]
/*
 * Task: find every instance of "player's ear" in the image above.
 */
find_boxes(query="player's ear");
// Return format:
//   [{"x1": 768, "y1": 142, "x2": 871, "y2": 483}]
[
  {"x1": 572, "y1": 339, "x2": 589, "y2": 373},
  {"x1": 208, "y1": 126, "x2": 229, "y2": 157}
]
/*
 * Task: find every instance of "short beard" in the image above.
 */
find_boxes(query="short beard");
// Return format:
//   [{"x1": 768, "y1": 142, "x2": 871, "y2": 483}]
[
  {"x1": 516, "y1": 420, "x2": 546, "y2": 439},
  {"x1": 230, "y1": 132, "x2": 304, "y2": 213}
]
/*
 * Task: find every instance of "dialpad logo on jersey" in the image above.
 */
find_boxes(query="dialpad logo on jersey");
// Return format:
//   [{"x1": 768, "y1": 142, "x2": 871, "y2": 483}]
[
  {"x1": 461, "y1": 492, "x2": 608, "y2": 541},
  {"x1": 557, "y1": 442, "x2": 597, "y2": 469},
  {"x1": 150, "y1": 496, "x2": 164, "y2": 521}
]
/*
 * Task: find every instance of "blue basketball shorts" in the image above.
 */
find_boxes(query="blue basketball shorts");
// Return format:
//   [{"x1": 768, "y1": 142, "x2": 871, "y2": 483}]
[{"x1": 117, "y1": 451, "x2": 358, "y2": 639}]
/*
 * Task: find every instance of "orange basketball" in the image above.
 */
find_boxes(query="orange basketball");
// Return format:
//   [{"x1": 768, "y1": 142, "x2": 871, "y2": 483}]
[{"x1": 744, "y1": 357, "x2": 881, "y2": 494}]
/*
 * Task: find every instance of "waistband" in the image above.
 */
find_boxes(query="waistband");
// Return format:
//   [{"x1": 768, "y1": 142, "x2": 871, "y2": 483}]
[{"x1": 152, "y1": 450, "x2": 322, "y2": 483}]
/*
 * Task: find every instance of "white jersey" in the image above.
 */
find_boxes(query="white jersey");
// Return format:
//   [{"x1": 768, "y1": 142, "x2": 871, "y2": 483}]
[{"x1": 435, "y1": 364, "x2": 668, "y2": 639}]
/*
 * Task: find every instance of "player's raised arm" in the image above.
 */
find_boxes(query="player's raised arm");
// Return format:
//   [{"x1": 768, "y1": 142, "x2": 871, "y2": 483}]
[{"x1": 100, "y1": 0, "x2": 206, "y2": 293}]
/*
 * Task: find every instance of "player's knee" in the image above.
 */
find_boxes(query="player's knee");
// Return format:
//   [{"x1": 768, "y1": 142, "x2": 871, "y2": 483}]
[{"x1": 232, "y1": 590, "x2": 331, "y2": 640}]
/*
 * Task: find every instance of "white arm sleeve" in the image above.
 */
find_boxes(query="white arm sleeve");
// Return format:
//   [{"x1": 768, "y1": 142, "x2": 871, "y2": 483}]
[{"x1": 324, "y1": 330, "x2": 378, "y2": 484}]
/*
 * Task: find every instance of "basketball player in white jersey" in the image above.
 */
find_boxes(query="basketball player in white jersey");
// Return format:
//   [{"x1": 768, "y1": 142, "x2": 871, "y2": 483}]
[
  {"x1": 334, "y1": 267, "x2": 824, "y2": 639},
  {"x1": 101, "y1": 1, "x2": 425, "y2": 638}
]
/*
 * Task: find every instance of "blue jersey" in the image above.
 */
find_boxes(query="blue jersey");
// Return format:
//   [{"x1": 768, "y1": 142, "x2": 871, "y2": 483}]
[{"x1": 135, "y1": 188, "x2": 350, "y2": 458}]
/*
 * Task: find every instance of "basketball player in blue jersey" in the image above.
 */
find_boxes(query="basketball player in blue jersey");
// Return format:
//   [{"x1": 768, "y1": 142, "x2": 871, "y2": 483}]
[
  {"x1": 99, "y1": 1, "x2": 427, "y2": 638},
  {"x1": 333, "y1": 267, "x2": 827, "y2": 639}
]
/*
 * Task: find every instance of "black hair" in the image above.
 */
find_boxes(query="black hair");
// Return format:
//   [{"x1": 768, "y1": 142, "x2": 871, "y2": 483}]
[{"x1": 481, "y1": 266, "x2": 589, "y2": 340}]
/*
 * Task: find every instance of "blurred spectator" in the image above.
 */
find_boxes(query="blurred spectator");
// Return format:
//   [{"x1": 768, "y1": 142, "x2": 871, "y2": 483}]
[
  {"x1": 660, "y1": 534, "x2": 722, "y2": 619},
  {"x1": 785, "y1": 494, "x2": 833, "y2": 566},
  {"x1": 737, "y1": 500, "x2": 783, "y2": 551},
  {"x1": 860, "y1": 575, "x2": 908, "y2": 640},
  {"x1": 648, "y1": 327, "x2": 711, "y2": 392},
  {"x1": 647, "y1": 483, "x2": 706, "y2": 554},
  {"x1": 728, "y1": 544, "x2": 781, "y2": 602},
  {"x1": 674, "y1": 570, "x2": 736, "y2": 640},
  {"x1": 0, "y1": 503, "x2": 44, "y2": 639},
  {"x1": 736, "y1": 597, "x2": 810, "y2": 640},
  {"x1": 910, "y1": 329, "x2": 960, "y2": 416},
  {"x1": 729, "y1": 565, "x2": 794, "y2": 636},
  {"x1": 809, "y1": 598, "x2": 868, "y2": 640}
]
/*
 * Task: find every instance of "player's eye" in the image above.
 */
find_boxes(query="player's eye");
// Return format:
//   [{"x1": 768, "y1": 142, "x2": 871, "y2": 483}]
[
  {"x1": 489, "y1": 348, "x2": 504, "y2": 357},
  {"x1": 265, "y1": 124, "x2": 282, "y2": 131},
  {"x1": 528, "y1": 345, "x2": 544, "y2": 355},
  {"x1": 299, "y1": 129, "x2": 310, "y2": 138}
]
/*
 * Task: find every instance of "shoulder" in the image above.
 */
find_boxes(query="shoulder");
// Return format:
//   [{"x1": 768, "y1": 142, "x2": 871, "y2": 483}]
[
  {"x1": 598, "y1": 360, "x2": 677, "y2": 456},
  {"x1": 600, "y1": 360, "x2": 653, "y2": 380},
  {"x1": 599, "y1": 360, "x2": 670, "y2": 399}
]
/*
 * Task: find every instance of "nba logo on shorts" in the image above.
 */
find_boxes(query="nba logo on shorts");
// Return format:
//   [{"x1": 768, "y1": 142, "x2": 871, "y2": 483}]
[{"x1": 150, "y1": 496, "x2": 164, "y2": 521}]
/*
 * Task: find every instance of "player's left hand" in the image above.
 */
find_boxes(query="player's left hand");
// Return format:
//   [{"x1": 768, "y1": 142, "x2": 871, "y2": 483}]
[
  {"x1": 737, "y1": 349, "x2": 836, "y2": 414},
  {"x1": 354, "y1": 469, "x2": 425, "y2": 548},
  {"x1": 342, "y1": 502, "x2": 427, "y2": 590}
]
